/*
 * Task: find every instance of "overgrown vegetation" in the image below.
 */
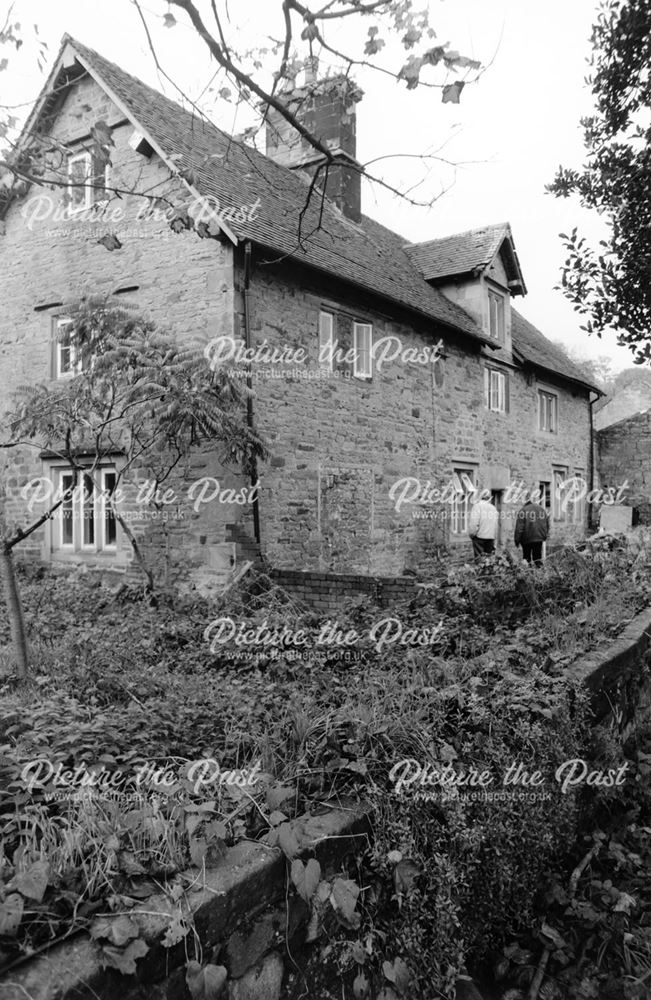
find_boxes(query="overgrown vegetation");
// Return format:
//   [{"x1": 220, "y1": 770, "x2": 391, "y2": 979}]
[{"x1": 1, "y1": 541, "x2": 650, "y2": 996}]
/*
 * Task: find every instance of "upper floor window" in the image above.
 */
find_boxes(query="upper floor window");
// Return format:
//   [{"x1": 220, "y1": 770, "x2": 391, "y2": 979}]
[
  {"x1": 484, "y1": 366, "x2": 509, "y2": 413},
  {"x1": 67, "y1": 151, "x2": 109, "y2": 213},
  {"x1": 538, "y1": 389, "x2": 558, "y2": 433},
  {"x1": 318, "y1": 309, "x2": 373, "y2": 379},
  {"x1": 319, "y1": 311, "x2": 334, "y2": 370},
  {"x1": 353, "y1": 322, "x2": 372, "y2": 379},
  {"x1": 488, "y1": 288, "x2": 505, "y2": 342},
  {"x1": 54, "y1": 317, "x2": 82, "y2": 378}
]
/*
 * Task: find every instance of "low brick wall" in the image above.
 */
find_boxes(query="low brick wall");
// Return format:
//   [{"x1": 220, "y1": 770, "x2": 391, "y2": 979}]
[{"x1": 270, "y1": 568, "x2": 418, "y2": 612}]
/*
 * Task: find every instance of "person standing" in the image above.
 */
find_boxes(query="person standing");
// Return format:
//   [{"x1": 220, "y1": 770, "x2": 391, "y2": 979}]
[
  {"x1": 514, "y1": 495, "x2": 549, "y2": 565},
  {"x1": 468, "y1": 492, "x2": 498, "y2": 559}
]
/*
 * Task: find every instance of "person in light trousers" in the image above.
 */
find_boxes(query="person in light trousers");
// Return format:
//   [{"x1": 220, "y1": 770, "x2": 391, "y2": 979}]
[{"x1": 468, "y1": 492, "x2": 498, "y2": 559}]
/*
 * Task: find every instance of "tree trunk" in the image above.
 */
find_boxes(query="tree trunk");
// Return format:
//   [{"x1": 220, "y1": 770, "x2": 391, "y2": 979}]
[
  {"x1": 0, "y1": 545, "x2": 29, "y2": 680},
  {"x1": 113, "y1": 510, "x2": 155, "y2": 593}
]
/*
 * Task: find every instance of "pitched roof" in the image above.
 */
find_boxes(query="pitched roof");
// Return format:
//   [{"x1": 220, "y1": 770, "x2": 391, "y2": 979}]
[
  {"x1": 404, "y1": 223, "x2": 526, "y2": 294},
  {"x1": 12, "y1": 36, "x2": 491, "y2": 346},
  {"x1": 511, "y1": 309, "x2": 602, "y2": 394}
]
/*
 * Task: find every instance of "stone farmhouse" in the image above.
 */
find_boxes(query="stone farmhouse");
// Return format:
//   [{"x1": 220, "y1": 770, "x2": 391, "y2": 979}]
[{"x1": 0, "y1": 36, "x2": 602, "y2": 596}]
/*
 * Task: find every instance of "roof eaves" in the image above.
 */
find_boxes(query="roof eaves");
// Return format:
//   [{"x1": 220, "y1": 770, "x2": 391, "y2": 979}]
[{"x1": 514, "y1": 350, "x2": 603, "y2": 396}]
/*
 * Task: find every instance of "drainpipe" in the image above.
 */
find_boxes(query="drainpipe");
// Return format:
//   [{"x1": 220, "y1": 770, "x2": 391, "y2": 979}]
[
  {"x1": 589, "y1": 391, "x2": 596, "y2": 531},
  {"x1": 243, "y1": 241, "x2": 261, "y2": 545}
]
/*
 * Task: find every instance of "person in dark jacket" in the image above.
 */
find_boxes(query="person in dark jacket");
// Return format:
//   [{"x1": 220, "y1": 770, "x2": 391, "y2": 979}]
[{"x1": 514, "y1": 498, "x2": 549, "y2": 565}]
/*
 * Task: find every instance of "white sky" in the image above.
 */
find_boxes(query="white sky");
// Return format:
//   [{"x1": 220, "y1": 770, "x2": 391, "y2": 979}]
[{"x1": 2, "y1": 0, "x2": 636, "y2": 372}]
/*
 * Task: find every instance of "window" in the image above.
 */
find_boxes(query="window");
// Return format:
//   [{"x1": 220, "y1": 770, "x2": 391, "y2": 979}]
[
  {"x1": 451, "y1": 468, "x2": 475, "y2": 536},
  {"x1": 488, "y1": 288, "x2": 505, "y2": 342},
  {"x1": 553, "y1": 467, "x2": 568, "y2": 521},
  {"x1": 568, "y1": 469, "x2": 585, "y2": 525},
  {"x1": 538, "y1": 389, "x2": 558, "y2": 433},
  {"x1": 54, "y1": 317, "x2": 82, "y2": 378},
  {"x1": 484, "y1": 367, "x2": 509, "y2": 413},
  {"x1": 67, "y1": 151, "x2": 108, "y2": 213},
  {"x1": 53, "y1": 467, "x2": 117, "y2": 554},
  {"x1": 317, "y1": 310, "x2": 373, "y2": 378},
  {"x1": 538, "y1": 480, "x2": 551, "y2": 514},
  {"x1": 353, "y1": 322, "x2": 372, "y2": 379},
  {"x1": 318, "y1": 311, "x2": 335, "y2": 370}
]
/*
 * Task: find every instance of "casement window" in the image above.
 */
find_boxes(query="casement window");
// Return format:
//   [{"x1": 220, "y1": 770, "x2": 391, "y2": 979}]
[
  {"x1": 318, "y1": 311, "x2": 335, "y2": 370},
  {"x1": 538, "y1": 480, "x2": 551, "y2": 514},
  {"x1": 488, "y1": 288, "x2": 505, "y2": 342},
  {"x1": 353, "y1": 322, "x2": 372, "y2": 379},
  {"x1": 538, "y1": 389, "x2": 558, "y2": 433},
  {"x1": 483, "y1": 367, "x2": 509, "y2": 413},
  {"x1": 54, "y1": 317, "x2": 82, "y2": 378},
  {"x1": 568, "y1": 469, "x2": 585, "y2": 525},
  {"x1": 67, "y1": 150, "x2": 109, "y2": 213},
  {"x1": 552, "y1": 467, "x2": 568, "y2": 521},
  {"x1": 317, "y1": 309, "x2": 373, "y2": 378},
  {"x1": 451, "y1": 468, "x2": 475, "y2": 536},
  {"x1": 53, "y1": 466, "x2": 118, "y2": 554}
]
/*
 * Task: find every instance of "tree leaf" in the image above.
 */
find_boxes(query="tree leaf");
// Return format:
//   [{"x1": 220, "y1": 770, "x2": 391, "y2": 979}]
[
  {"x1": 0, "y1": 894, "x2": 24, "y2": 936},
  {"x1": 442, "y1": 81, "x2": 465, "y2": 104},
  {"x1": 190, "y1": 837, "x2": 208, "y2": 867},
  {"x1": 353, "y1": 971, "x2": 370, "y2": 998},
  {"x1": 186, "y1": 960, "x2": 228, "y2": 1000},
  {"x1": 330, "y1": 877, "x2": 360, "y2": 929},
  {"x1": 382, "y1": 957, "x2": 410, "y2": 995},
  {"x1": 162, "y1": 912, "x2": 190, "y2": 948},
  {"x1": 10, "y1": 860, "x2": 49, "y2": 902},
  {"x1": 91, "y1": 914, "x2": 140, "y2": 947},
  {"x1": 100, "y1": 937, "x2": 149, "y2": 975},
  {"x1": 97, "y1": 233, "x2": 122, "y2": 251},
  {"x1": 290, "y1": 857, "x2": 321, "y2": 902},
  {"x1": 277, "y1": 822, "x2": 300, "y2": 860}
]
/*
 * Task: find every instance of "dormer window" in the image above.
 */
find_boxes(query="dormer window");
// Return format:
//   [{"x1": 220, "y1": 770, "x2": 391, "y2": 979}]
[
  {"x1": 488, "y1": 288, "x2": 506, "y2": 342},
  {"x1": 67, "y1": 151, "x2": 109, "y2": 213}
]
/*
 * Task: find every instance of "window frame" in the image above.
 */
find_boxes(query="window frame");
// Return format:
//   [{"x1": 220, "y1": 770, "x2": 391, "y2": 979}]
[
  {"x1": 50, "y1": 464, "x2": 119, "y2": 556},
  {"x1": 54, "y1": 317, "x2": 82, "y2": 379},
  {"x1": 67, "y1": 150, "x2": 109, "y2": 214},
  {"x1": 484, "y1": 366, "x2": 508, "y2": 413},
  {"x1": 353, "y1": 321, "x2": 373, "y2": 380},
  {"x1": 538, "y1": 388, "x2": 558, "y2": 434},
  {"x1": 451, "y1": 468, "x2": 476, "y2": 536},
  {"x1": 538, "y1": 480, "x2": 551, "y2": 515},
  {"x1": 552, "y1": 467, "x2": 568, "y2": 522},
  {"x1": 318, "y1": 310, "x2": 335, "y2": 371},
  {"x1": 487, "y1": 287, "x2": 506, "y2": 342},
  {"x1": 568, "y1": 468, "x2": 585, "y2": 525}
]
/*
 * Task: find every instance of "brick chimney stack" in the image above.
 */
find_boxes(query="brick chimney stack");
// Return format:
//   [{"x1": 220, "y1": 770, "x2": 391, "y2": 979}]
[{"x1": 263, "y1": 69, "x2": 364, "y2": 223}]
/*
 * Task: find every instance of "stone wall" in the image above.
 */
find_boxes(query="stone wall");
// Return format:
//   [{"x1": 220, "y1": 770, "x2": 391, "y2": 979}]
[
  {"x1": 243, "y1": 256, "x2": 593, "y2": 575},
  {"x1": 0, "y1": 803, "x2": 372, "y2": 1000},
  {"x1": 597, "y1": 410, "x2": 651, "y2": 523},
  {"x1": 0, "y1": 75, "x2": 255, "y2": 590}
]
